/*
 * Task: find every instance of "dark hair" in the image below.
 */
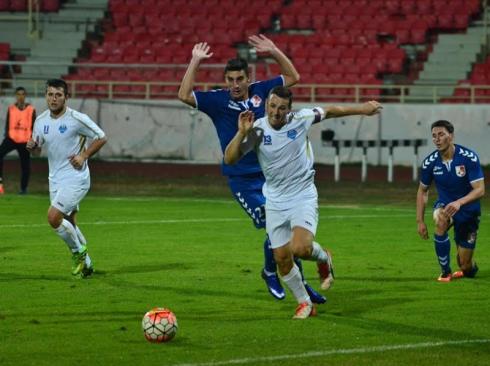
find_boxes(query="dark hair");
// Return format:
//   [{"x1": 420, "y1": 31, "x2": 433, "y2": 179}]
[
  {"x1": 15, "y1": 86, "x2": 26, "y2": 93},
  {"x1": 269, "y1": 86, "x2": 293, "y2": 108},
  {"x1": 46, "y1": 79, "x2": 68, "y2": 96},
  {"x1": 431, "y1": 120, "x2": 454, "y2": 134},
  {"x1": 224, "y1": 58, "x2": 249, "y2": 77}
]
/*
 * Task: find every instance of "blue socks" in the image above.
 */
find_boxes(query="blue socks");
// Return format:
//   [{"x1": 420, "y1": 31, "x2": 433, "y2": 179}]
[
  {"x1": 263, "y1": 236, "x2": 277, "y2": 274},
  {"x1": 434, "y1": 233, "x2": 451, "y2": 274}
]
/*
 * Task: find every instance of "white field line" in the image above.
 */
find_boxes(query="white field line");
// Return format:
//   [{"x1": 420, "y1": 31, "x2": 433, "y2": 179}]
[
  {"x1": 171, "y1": 339, "x2": 490, "y2": 366},
  {"x1": 10, "y1": 195, "x2": 415, "y2": 212},
  {"x1": 0, "y1": 214, "x2": 412, "y2": 229}
]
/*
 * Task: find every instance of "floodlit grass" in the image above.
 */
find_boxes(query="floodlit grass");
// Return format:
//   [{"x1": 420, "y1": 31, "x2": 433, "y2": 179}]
[{"x1": 0, "y1": 190, "x2": 489, "y2": 366}]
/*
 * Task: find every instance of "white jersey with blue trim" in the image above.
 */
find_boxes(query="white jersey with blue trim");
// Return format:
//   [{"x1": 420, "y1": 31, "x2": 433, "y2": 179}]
[
  {"x1": 252, "y1": 107, "x2": 325, "y2": 207},
  {"x1": 32, "y1": 107, "x2": 106, "y2": 189}
]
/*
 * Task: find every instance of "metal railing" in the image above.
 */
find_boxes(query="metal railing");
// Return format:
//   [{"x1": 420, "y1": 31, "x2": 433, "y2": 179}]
[
  {"x1": 1, "y1": 78, "x2": 488, "y2": 103},
  {"x1": 1, "y1": 61, "x2": 490, "y2": 103}
]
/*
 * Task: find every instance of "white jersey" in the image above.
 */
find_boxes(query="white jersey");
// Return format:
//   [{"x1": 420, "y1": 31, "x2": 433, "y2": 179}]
[
  {"x1": 248, "y1": 108, "x2": 325, "y2": 207},
  {"x1": 32, "y1": 107, "x2": 106, "y2": 189}
]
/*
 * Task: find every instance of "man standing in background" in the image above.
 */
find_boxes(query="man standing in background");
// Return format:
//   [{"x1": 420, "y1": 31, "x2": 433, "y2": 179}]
[{"x1": 0, "y1": 87, "x2": 36, "y2": 195}]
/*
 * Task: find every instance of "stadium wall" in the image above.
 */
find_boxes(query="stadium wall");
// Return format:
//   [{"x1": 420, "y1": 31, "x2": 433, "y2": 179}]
[{"x1": 1, "y1": 98, "x2": 489, "y2": 165}]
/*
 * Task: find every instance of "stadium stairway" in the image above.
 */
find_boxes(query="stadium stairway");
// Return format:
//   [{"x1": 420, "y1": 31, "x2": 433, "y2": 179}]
[
  {"x1": 13, "y1": 0, "x2": 108, "y2": 91},
  {"x1": 408, "y1": 12, "x2": 490, "y2": 101}
]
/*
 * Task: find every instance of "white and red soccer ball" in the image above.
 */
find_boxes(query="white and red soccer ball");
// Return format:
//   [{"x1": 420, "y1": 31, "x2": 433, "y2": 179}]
[{"x1": 142, "y1": 308, "x2": 178, "y2": 343}]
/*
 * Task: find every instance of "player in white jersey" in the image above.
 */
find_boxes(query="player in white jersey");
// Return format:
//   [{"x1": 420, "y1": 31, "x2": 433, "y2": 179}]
[
  {"x1": 26, "y1": 79, "x2": 107, "y2": 278},
  {"x1": 225, "y1": 86, "x2": 381, "y2": 318}
]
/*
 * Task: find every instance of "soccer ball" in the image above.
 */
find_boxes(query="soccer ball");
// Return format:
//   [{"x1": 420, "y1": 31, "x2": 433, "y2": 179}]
[{"x1": 142, "y1": 308, "x2": 178, "y2": 343}]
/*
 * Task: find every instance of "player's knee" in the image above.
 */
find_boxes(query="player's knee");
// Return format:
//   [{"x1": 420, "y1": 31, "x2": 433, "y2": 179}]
[
  {"x1": 47, "y1": 209, "x2": 63, "y2": 228},
  {"x1": 433, "y1": 209, "x2": 451, "y2": 234},
  {"x1": 290, "y1": 238, "x2": 312, "y2": 259}
]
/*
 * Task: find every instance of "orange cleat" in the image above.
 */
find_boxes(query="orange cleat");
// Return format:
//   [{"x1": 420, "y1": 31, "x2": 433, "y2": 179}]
[
  {"x1": 0, "y1": 184, "x2": 4, "y2": 195},
  {"x1": 292, "y1": 302, "x2": 317, "y2": 319},
  {"x1": 452, "y1": 270, "x2": 464, "y2": 279},
  {"x1": 437, "y1": 273, "x2": 452, "y2": 282}
]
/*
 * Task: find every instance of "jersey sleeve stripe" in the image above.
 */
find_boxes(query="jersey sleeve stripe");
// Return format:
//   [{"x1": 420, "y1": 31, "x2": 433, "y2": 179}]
[{"x1": 470, "y1": 177, "x2": 484, "y2": 183}]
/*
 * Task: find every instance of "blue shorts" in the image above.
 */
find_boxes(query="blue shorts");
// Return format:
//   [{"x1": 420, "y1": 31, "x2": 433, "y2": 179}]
[
  {"x1": 433, "y1": 201, "x2": 480, "y2": 249},
  {"x1": 228, "y1": 173, "x2": 266, "y2": 229}
]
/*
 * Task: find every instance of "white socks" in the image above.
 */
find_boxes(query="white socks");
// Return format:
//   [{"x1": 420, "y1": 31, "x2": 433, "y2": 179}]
[
  {"x1": 311, "y1": 241, "x2": 329, "y2": 263},
  {"x1": 75, "y1": 226, "x2": 87, "y2": 245},
  {"x1": 55, "y1": 219, "x2": 83, "y2": 253},
  {"x1": 282, "y1": 264, "x2": 311, "y2": 304}
]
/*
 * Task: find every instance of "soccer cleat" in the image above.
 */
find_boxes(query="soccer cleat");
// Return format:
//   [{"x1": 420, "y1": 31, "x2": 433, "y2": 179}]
[
  {"x1": 71, "y1": 246, "x2": 87, "y2": 276},
  {"x1": 437, "y1": 272, "x2": 452, "y2": 282},
  {"x1": 304, "y1": 282, "x2": 327, "y2": 304},
  {"x1": 81, "y1": 264, "x2": 94, "y2": 278},
  {"x1": 317, "y1": 250, "x2": 335, "y2": 290},
  {"x1": 261, "y1": 269, "x2": 285, "y2": 300},
  {"x1": 452, "y1": 270, "x2": 464, "y2": 279},
  {"x1": 292, "y1": 302, "x2": 317, "y2": 319},
  {"x1": 0, "y1": 184, "x2": 4, "y2": 195}
]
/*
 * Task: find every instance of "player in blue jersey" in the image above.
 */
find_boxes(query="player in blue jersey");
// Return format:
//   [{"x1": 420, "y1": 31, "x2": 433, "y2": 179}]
[
  {"x1": 178, "y1": 35, "x2": 328, "y2": 303},
  {"x1": 416, "y1": 120, "x2": 485, "y2": 282}
]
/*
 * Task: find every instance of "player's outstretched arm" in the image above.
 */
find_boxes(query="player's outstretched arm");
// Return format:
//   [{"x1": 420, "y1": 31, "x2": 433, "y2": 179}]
[
  {"x1": 324, "y1": 101, "x2": 382, "y2": 119},
  {"x1": 416, "y1": 183, "x2": 429, "y2": 240},
  {"x1": 224, "y1": 111, "x2": 255, "y2": 165},
  {"x1": 178, "y1": 42, "x2": 213, "y2": 107},
  {"x1": 248, "y1": 34, "x2": 300, "y2": 87}
]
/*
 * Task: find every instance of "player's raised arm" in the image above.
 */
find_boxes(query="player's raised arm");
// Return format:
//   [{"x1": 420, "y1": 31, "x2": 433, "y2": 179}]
[
  {"x1": 178, "y1": 42, "x2": 213, "y2": 107},
  {"x1": 323, "y1": 101, "x2": 382, "y2": 120},
  {"x1": 224, "y1": 111, "x2": 255, "y2": 165},
  {"x1": 248, "y1": 34, "x2": 300, "y2": 87},
  {"x1": 416, "y1": 183, "x2": 430, "y2": 240}
]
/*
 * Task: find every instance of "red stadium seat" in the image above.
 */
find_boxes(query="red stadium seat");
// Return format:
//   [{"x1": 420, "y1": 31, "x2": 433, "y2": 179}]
[
  {"x1": 10, "y1": 0, "x2": 27, "y2": 11},
  {"x1": 0, "y1": 0, "x2": 9, "y2": 11},
  {"x1": 42, "y1": 0, "x2": 60, "y2": 12}
]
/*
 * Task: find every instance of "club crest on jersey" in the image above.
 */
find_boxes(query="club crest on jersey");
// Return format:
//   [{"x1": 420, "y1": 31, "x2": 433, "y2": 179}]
[
  {"x1": 43, "y1": 125, "x2": 49, "y2": 134},
  {"x1": 287, "y1": 129, "x2": 297, "y2": 140},
  {"x1": 250, "y1": 95, "x2": 262, "y2": 108},
  {"x1": 59, "y1": 124, "x2": 67, "y2": 133},
  {"x1": 263, "y1": 135, "x2": 272, "y2": 145},
  {"x1": 455, "y1": 165, "x2": 466, "y2": 177}
]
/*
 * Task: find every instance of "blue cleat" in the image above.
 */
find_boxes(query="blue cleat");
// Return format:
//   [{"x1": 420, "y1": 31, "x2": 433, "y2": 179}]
[
  {"x1": 305, "y1": 282, "x2": 327, "y2": 304},
  {"x1": 261, "y1": 269, "x2": 285, "y2": 300}
]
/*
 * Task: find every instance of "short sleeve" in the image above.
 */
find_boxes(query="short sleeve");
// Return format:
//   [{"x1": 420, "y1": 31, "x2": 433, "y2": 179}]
[
  {"x1": 467, "y1": 153, "x2": 484, "y2": 183},
  {"x1": 193, "y1": 90, "x2": 221, "y2": 117},
  {"x1": 74, "y1": 112, "x2": 106, "y2": 140},
  {"x1": 419, "y1": 164, "x2": 433, "y2": 187},
  {"x1": 255, "y1": 75, "x2": 285, "y2": 93},
  {"x1": 293, "y1": 108, "x2": 324, "y2": 131}
]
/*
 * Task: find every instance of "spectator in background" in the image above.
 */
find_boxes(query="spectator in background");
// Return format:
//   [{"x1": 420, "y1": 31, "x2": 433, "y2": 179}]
[{"x1": 0, "y1": 87, "x2": 36, "y2": 194}]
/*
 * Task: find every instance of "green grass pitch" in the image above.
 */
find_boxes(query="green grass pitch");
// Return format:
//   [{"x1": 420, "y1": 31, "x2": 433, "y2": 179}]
[{"x1": 0, "y1": 193, "x2": 489, "y2": 365}]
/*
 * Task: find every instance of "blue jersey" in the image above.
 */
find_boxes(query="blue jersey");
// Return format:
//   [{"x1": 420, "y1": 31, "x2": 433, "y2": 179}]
[
  {"x1": 193, "y1": 76, "x2": 284, "y2": 176},
  {"x1": 420, "y1": 144, "x2": 484, "y2": 219}
]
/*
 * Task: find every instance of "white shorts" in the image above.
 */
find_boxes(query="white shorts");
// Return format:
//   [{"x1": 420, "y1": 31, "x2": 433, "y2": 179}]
[
  {"x1": 266, "y1": 197, "x2": 318, "y2": 249},
  {"x1": 49, "y1": 186, "x2": 88, "y2": 215}
]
